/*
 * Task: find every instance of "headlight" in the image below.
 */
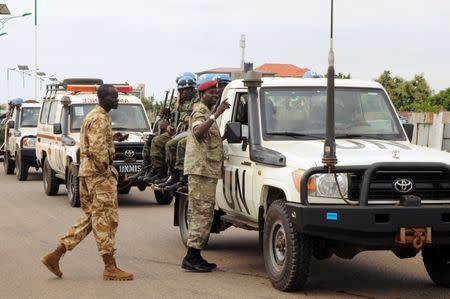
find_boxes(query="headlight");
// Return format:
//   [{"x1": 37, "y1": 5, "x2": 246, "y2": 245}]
[
  {"x1": 309, "y1": 173, "x2": 348, "y2": 198},
  {"x1": 22, "y1": 137, "x2": 37, "y2": 148}
]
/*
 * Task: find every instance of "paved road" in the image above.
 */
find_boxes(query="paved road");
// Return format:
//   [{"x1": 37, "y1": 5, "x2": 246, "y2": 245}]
[{"x1": 0, "y1": 165, "x2": 449, "y2": 299}]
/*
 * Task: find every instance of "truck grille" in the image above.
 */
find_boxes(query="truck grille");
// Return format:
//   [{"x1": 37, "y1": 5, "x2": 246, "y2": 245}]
[
  {"x1": 348, "y1": 171, "x2": 450, "y2": 202},
  {"x1": 114, "y1": 142, "x2": 144, "y2": 161}
]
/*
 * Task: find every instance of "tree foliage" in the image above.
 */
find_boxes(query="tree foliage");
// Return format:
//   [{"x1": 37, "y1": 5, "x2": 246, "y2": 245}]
[{"x1": 375, "y1": 70, "x2": 436, "y2": 112}]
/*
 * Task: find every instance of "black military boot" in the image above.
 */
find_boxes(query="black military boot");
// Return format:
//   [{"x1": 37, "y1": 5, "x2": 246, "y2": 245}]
[
  {"x1": 181, "y1": 247, "x2": 213, "y2": 272},
  {"x1": 153, "y1": 171, "x2": 170, "y2": 185},
  {"x1": 142, "y1": 166, "x2": 165, "y2": 184},
  {"x1": 176, "y1": 182, "x2": 188, "y2": 194},
  {"x1": 165, "y1": 174, "x2": 187, "y2": 192},
  {"x1": 128, "y1": 160, "x2": 151, "y2": 183},
  {"x1": 157, "y1": 168, "x2": 179, "y2": 189}
]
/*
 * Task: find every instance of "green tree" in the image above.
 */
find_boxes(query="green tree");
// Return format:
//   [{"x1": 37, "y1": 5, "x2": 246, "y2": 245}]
[
  {"x1": 429, "y1": 88, "x2": 450, "y2": 110},
  {"x1": 375, "y1": 71, "x2": 434, "y2": 112},
  {"x1": 323, "y1": 72, "x2": 351, "y2": 79}
]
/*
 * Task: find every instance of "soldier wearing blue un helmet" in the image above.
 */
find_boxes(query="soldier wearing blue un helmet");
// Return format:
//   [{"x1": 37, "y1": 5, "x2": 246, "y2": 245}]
[
  {"x1": 303, "y1": 70, "x2": 321, "y2": 78},
  {"x1": 143, "y1": 74, "x2": 197, "y2": 185}
]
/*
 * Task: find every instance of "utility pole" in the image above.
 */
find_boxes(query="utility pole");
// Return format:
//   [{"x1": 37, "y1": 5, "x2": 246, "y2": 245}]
[
  {"x1": 34, "y1": 0, "x2": 38, "y2": 100},
  {"x1": 240, "y1": 34, "x2": 246, "y2": 70}
]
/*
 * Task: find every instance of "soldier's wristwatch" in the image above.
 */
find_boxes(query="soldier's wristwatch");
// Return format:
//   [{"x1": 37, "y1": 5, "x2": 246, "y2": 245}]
[{"x1": 209, "y1": 114, "x2": 216, "y2": 121}]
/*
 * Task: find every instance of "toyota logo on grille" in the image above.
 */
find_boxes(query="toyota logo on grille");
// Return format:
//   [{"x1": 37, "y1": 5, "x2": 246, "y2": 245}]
[
  {"x1": 393, "y1": 178, "x2": 414, "y2": 193},
  {"x1": 124, "y1": 150, "x2": 135, "y2": 158}
]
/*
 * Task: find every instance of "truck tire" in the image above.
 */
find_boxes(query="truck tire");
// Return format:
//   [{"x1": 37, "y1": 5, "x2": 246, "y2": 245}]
[
  {"x1": 263, "y1": 200, "x2": 312, "y2": 292},
  {"x1": 15, "y1": 151, "x2": 29, "y2": 181},
  {"x1": 178, "y1": 194, "x2": 209, "y2": 248},
  {"x1": 118, "y1": 185, "x2": 131, "y2": 194},
  {"x1": 67, "y1": 164, "x2": 80, "y2": 207},
  {"x1": 43, "y1": 158, "x2": 60, "y2": 196},
  {"x1": 154, "y1": 190, "x2": 173, "y2": 205},
  {"x1": 422, "y1": 246, "x2": 450, "y2": 287},
  {"x1": 3, "y1": 151, "x2": 15, "y2": 175}
]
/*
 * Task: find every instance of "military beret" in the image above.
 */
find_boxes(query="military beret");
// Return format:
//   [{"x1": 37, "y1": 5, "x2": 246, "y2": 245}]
[{"x1": 197, "y1": 79, "x2": 217, "y2": 92}]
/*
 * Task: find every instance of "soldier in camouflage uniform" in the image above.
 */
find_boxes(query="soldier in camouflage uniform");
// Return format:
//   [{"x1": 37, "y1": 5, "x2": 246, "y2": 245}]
[
  {"x1": 165, "y1": 74, "x2": 232, "y2": 193},
  {"x1": 181, "y1": 79, "x2": 230, "y2": 272},
  {"x1": 41, "y1": 84, "x2": 133, "y2": 281},
  {"x1": 143, "y1": 75, "x2": 197, "y2": 184}
]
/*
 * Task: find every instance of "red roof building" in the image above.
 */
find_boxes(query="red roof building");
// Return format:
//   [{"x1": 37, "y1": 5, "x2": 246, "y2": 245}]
[{"x1": 256, "y1": 63, "x2": 309, "y2": 77}]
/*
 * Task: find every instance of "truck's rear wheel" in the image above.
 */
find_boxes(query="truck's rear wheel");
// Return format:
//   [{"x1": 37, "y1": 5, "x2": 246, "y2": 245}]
[
  {"x1": 264, "y1": 200, "x2": 312, "y2": 292},
  {"x1": 422, "y1": 246, "x2": 450, "y2": 287},
  {"x1": 3, "y1": 151, "x2": 15, "y2": 175},
  {"x1": 154, "y1": 189, "x2": 173, "y2": 205},
  {"x1": 118, "y1": 185, "x2": 132, "y2": 194},
  {"x1": 67, "y1": 164, "x2": 80, "y2": 207},
  {"x1": 43, "y1": 158, "x2": 60, "y2": 196},
  {"x1": 178, "y1": 194, "x2": 209, "y2": 248},
  {"x1": 15, "y1": 151, "x2": 29, "y2": 181}
]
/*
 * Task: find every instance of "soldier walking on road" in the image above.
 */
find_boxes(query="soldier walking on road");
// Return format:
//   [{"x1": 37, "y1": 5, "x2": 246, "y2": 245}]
[
  {"x1": 41, "y1": 84, "x2": 133, "y2": 281},
  {"x1": 182, "y1": 79, "x2": 230, "y2": 272}
]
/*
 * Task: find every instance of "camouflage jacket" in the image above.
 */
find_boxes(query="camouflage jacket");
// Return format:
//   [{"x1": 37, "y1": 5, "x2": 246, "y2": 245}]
[
  {"x1": 184, "y1": 102, "x2": 224, "y2": 178},
  {"x1": 176, "y1": 92, "x2": 199, "y2": 132},
  {"x1": 79, "y1": 105, "x2": 117, "y2": 177}
]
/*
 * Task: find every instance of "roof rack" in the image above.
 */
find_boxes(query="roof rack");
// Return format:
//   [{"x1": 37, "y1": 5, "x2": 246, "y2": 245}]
[{"x1": 43, "y1": 78, "x2": 104, "y2": 99}]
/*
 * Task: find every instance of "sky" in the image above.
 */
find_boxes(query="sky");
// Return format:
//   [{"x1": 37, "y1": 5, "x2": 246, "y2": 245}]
[{"x1": 0, "y1": 0, "x2": 449, "y2": 103}]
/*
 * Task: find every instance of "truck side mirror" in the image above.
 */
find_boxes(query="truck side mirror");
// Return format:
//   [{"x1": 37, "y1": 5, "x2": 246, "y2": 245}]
[
  {"x1": 226, "y1": 122, "x2": 242, "y2": 144},
  {"x1": 403, "y1": 123, "x2": 414, "y2": 142},
  {"x1": 53, "y1": 123, "x2": 62, "y2": 135},
  {"x1": 8, "y1": 121, "x2": 14, "y2": 129}
]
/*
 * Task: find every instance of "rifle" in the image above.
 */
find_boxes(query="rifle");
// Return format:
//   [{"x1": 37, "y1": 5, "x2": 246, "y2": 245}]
[
  {"x1": 165, "y1": 88, "x2": 175, "y2": 121},
  {"x1": 161, "y1": 90, "x2": 170, "y2": 118}
]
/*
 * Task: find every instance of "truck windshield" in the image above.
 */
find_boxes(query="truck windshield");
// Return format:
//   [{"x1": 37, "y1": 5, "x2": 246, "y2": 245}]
[
  {"x1": 261, "y1": 87, "x2": 405, "y2": 141},
  {"x1": 70, "y1": 104, "x2": 149, "y2": 132},
  {"x1": 20, "y1": 107, "x2": 40, "y2": 127}
]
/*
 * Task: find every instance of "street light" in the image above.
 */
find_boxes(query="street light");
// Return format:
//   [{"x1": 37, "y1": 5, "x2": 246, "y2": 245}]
[
  {"x1": 0, "y1": 11, "x2": 32, "y2": 30},
  {"x1": 17, "y1": 65, "x2": 29, "y2": 88},
  {"x1": 0, "y1": 31, "x2": 5, "y2": 37}
]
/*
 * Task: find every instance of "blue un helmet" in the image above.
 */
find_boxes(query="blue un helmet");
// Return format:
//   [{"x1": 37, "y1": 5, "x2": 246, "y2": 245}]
[
  {"x1": 177, "y1": 75, "x2": 196, "y2": 90},
  {"x1": 176, "y1": 72, "x2": 196, "y2": 84},
  {"x1": 303, "y1": 70, "x2": 321, "y2": 78},
  {"x1": 8, "y1": 98, "x2": 24, "y2": 106},
  {"x1": 213, "y1": 73, "x2": 231, "y2": 84},
  {"x1": 196, "y1": 74, "x2": 215, "y2": 88}
]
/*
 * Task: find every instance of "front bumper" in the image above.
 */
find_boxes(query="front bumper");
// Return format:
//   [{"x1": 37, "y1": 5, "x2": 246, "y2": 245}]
[
  {"x1": 19, "y1": 148, "x2": 37, "y2": 162},
  {"x1": 286, "y1": 203, "x2": 450, "y2": 247}
]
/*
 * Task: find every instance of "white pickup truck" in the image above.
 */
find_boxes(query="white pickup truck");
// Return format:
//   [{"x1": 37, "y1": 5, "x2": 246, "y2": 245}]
[
  {"x1": 35, "y1": 78, "x2": 172, "y2": 207},
  {"x1": 1, "y1": 99, "x2": 41, "y2": 180},
  {"x1": 174, "y1": 74, "x2": 450, "y2": 291}
]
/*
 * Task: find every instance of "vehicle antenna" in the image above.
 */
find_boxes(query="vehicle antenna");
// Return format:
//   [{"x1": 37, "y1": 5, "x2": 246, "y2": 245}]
[{"x1": 322, "y1": 0, "x2": 338, "y2": 171}]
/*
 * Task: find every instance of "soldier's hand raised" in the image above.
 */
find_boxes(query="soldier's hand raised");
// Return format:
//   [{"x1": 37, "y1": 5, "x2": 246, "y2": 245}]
[{"x1": 214, "y1": 99, "x2": 231, "y2": 118}]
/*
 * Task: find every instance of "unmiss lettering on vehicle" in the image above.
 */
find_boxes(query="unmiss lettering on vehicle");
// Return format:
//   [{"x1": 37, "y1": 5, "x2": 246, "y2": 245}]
[{"x1": 34, "y1": 78, "x2": 173, "y2": 207}]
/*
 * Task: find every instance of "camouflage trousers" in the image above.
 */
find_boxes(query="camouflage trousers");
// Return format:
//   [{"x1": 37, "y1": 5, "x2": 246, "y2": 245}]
[
  {"x1": 175, "y1": 137, "x2": 187, "y2": 172},
  {"x1": 60, "y1": 173, "x2": 118, "y2": 256},
  {"x1": 187, "y1": 175, "x2": 218, "y2": 250},
  {"x1": 165, "y1": 132, "x2": 188, "y2": 169},
  {"x1": 149, "y1": 132, "x2": 172, "y2": 168}
]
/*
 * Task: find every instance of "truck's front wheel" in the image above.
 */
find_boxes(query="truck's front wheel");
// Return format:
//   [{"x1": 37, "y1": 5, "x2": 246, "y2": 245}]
[
  {"x1": 422, "y1": 246, "x2": 450, "y2": 287},
  {"x1": 43, "y1": 158, "x2": 60, "y2": 196},
  {"x1": 3, "y1": 151, "x2": 15, "y2": 175},
  {"x1": 67, "y1": 164, "x2": 80, "y2": 207},
  {"x1": 15, "y1": 151, "x2": 29, "y2": 181},
  {"x1": 264, "y1": 200, "x2": 312, "y2": 292},
  {"x1": 154, "y1": 190, "x2": 173, "y2": 205}
]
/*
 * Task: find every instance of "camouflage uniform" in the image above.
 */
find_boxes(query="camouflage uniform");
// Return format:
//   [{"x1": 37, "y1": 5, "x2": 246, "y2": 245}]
[
  {"x1": 165, "y1": 95, "x2": 199, "y2": 170},
  {"x1": 60, "y1": 105, "x2": 119, "y2": 256},
  {"x1": 184, "y1": 102, "x2": 224, "y2": 250}
]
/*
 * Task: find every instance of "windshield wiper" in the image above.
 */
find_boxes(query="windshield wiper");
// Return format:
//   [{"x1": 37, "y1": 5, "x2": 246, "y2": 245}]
[
  {"x1": 335, "y1": 134, "x2": 391, "y2": 140},
  {"x1": 266, "y1": 132, "x2": 324, "y2": 139}
]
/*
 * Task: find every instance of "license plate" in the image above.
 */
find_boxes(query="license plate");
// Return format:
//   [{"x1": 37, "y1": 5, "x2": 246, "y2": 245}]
[{"x1": 117, "y1": 164, "x2": 142, "y2": 174}]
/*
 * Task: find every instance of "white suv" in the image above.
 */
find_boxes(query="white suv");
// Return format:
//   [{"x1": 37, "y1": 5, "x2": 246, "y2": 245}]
[
  {"x1": 1, "y1": 99, "x2": 41, "y2": 180},
  {"x1": 35, "y1": 78, "x2": 171, "y2": 207}
]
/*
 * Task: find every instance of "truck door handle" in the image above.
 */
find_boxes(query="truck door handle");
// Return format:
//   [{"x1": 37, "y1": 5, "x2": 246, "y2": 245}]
[{"x1": 241, "y1": 161, "x2": 251, "y2": 166}]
